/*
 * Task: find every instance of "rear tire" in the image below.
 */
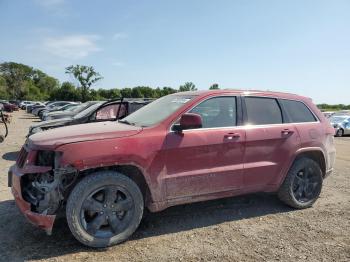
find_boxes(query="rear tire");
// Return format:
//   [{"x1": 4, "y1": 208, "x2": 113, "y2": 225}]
[
  {"x1": 278, "y1": 158, "x2": 323, "y2": 209},
  {"x1": 66, "y1": 171, "x2": 144, "y2": 248}
]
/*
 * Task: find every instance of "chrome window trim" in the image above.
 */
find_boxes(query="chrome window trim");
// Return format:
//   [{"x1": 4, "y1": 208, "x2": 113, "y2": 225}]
[
  {"x1": 242, "y1": 95, "x2": 320, "y2": 125},
  {"x1": 168, "y1": 95, "x2": 239, "y2": 133},
  {"x1": 168, "y1": 94, "x2": 321, "y2": 133},
  {"x1": 278, "y1": 98, "x2": 320, "y2": 123}
]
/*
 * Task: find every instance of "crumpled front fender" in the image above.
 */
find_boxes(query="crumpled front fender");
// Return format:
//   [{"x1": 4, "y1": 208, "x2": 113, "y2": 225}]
[{"x1": 9, "y1": 165, "x2": 56, "y2": 235}]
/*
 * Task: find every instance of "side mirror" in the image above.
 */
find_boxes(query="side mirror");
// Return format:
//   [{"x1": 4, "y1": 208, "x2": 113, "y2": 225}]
[{"x1": 173, "y1": 113, "x2": 202, "y2": 132}]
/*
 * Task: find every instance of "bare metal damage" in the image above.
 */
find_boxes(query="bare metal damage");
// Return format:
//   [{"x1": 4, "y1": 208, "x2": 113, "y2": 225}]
[{"x1": 22, "y1": 166, "x2": 78, "y2": 217}]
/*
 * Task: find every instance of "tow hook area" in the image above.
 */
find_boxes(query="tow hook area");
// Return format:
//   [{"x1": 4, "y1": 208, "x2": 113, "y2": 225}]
[{"x1": 22, "y1": 166, "x2": 78, "y2": 216}]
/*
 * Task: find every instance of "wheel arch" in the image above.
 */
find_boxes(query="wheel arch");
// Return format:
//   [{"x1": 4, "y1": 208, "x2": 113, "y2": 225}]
[
  {"x1": 292, "y1": 148, "x2": 326, "y2": 178},
  {"x1": 76, "y1": 164, "x2": 154, "y2": 208}
]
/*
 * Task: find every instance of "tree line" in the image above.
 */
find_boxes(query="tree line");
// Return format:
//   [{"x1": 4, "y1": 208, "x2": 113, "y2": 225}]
[
  {"x1": 0, "y1": 62, "x2": 210, "y2": 102},
  {"x1": 1, "y1": 62, "x2": 347, "y2": 110},
  {"x1": 317, "y1": 104, "x2": 350, "y2": 111}
]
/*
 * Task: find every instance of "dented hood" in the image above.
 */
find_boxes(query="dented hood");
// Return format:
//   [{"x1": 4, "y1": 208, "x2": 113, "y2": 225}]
[{"x1": 28, "y1": 121, "x2": 142, "y2": 149}]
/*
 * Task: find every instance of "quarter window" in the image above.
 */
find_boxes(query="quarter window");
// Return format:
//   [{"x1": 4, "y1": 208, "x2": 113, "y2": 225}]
[
  {"x1": 245, "y1": 97, "x2": 282, "y2": 125},
  {"x1": 189, "y1": 96, "x2": 237, "y2": 128},
  {"x1": 280, "y1": 99, "x2": 317, "y2": 123}
]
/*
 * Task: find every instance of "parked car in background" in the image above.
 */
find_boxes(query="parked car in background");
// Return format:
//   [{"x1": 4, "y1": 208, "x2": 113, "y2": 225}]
[
  {"x1": 9, "y1": 100, "x2": 21, "y2": 107},
  {"x1": 41, "y1": 101, "x2": 99, "y2": 121},
  {"x1": 29, "y1": 101, "x2": 60, "y2": 114},
  {"x1": 32, "y1": 101, "x2": 77, "y2": 117},
  {"x1": 322, "y1": 111, "x2": 335, "y2": 118},
  {"x1": 40, "y1": 103, "x2": 80, "y2": 120},
  {"x1": 11, "y1": 90, "x2": 335, "y2": 247},
  {"x1": 333, "y1": 110, "x2": 350, "y2": 116},
  {"x1": 28, "y1": 99, "x2": 150, "y2": 136},
  {"x1": 329, "y1": 115, "x2": 350, "y2": 137},
  {"x1": 26, "y1": 102, "x2": 46, "y2": 113},
  {"x1": 0, "y1": 101, "x2": 19, "y2": 112},
  {"x1": 20, "y1": 101, "x2": 35, "y2": 110}
]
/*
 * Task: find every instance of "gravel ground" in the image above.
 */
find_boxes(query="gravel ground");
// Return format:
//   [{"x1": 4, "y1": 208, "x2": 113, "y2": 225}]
[{"x1": 0, "y1": 110, "x2": 349, "y2": 262}]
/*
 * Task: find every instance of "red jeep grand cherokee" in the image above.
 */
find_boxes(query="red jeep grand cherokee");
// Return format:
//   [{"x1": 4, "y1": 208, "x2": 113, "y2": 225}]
[{"x1": 9, "y1": 90, "x2": 336, "y2": 247}]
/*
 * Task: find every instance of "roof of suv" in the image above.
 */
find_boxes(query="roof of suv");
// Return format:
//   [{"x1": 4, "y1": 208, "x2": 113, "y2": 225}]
[{"x1": 179, "y1": 89, "x2": 311, "y2": 101}]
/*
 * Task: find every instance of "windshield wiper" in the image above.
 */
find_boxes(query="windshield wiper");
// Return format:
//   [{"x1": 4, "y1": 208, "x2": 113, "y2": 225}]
[{"x1": 119, "y1": 119, "x2": 135, "y2": 126}]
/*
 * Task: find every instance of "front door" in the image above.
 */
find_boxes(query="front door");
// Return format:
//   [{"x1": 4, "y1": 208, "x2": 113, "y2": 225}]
[{"x1": 163, "y1": 96, "x2": 246, "y2": 199}]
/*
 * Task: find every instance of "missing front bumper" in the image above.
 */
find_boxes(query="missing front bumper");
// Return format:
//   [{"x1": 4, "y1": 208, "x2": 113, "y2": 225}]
[{"x1": 9, "y1": 165, "x2": 56, "y2": 235}]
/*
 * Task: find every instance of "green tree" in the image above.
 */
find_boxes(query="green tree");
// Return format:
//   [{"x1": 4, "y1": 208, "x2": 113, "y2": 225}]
[
  {"x1": 179, "y1": 82, "x2": 197, "y2": 92},
  {"x1": 0, "y1": 62, "x2": 33, "y2": 99},
  {"x1": 120, "y1": 88, "x2": 132, "y2": 98},
  {"x1": 34, "y1": 73, "x2": 59, "y2": 96},
  {"x1": 158, "y1": 86, "x2": 177, "y2": 97},
  {"x1": 22, "y1": 80, "x2": 43, "y2": 100},
  {"x1": 108, "y1": 88, "x2": 121, "y2": 99},
  {"x1": 137, "y1": 86, "x2": 156, "y2": 98},
  {"x1": 50, "y1": 82, "x2": 81, "y2": 101},
  {"x1": 131, "y1": 87, "x2": 143, "y2": 98},
  {"x1": 209, "y1": 83, "x2": 219, "y2": 90},
  {"x1": 0, "y1": 76, "x2": 9, "y2": 99},
  {"x1": 96, "y1": 88, "x2": 119, "y2": 99},
  {"x1": 65, "y1": 65, "x2": 103, "y2": 102}
]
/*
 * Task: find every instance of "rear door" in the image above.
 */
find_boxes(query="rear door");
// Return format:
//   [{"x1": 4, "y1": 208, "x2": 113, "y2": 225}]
[
  {"x1": 242, "y1": 96, "x2": 300, "y2": 189},
  {"x1": 164, "y1": 96, "x2": 246, "y2": 199}
]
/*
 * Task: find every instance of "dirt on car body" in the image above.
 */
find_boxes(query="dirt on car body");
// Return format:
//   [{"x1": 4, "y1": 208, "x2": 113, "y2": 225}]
[{"x1": 0, "y1": 110, "x2": 349, "y2": 261}]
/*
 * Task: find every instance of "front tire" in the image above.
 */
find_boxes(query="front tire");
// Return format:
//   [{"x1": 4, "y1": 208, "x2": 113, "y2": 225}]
[
  {"x1": 66, "y1": 171, "x2": 144, "y2": 248},
  {"x1": 278, "y1": 158, "x2": 323, "y2": 209}
]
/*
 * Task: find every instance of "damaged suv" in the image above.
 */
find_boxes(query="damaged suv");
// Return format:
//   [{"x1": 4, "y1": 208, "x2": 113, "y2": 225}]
[{"x1": 9, "y1": 90, "x2": 336, "y2": 247}]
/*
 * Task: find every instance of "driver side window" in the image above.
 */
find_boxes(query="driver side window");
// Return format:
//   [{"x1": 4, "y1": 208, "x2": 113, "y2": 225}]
[
  {"x1": 189, "y1": 96, "x2": 237, "y2": 128},
  {"x1": 95, "y1": 104, "x2": 126, "y2": 120}
]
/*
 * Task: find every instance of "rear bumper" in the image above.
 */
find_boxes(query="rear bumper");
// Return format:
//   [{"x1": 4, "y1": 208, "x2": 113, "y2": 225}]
[{"x1": 8, "y1": 165, "x2": 56, "y2": 234}]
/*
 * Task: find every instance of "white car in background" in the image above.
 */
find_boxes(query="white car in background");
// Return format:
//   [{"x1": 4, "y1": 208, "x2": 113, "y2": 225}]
[{"x1": 329, "y1": 115, "x2": 350, "y2": 137}]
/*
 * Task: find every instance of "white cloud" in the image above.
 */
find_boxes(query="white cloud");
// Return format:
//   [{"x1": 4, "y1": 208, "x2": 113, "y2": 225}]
[
  {"x1": 112, "y1": 61, "x2": 124, "y2": 67},
  {"x1": 43, "y1": 34, "x2": 101, "y2": 59},
  {"x1": 35, "y1": 0, "x2": 65, "y2": 8},
  {"x1": 113, "y1": 33, "x2": 128, "y2": 40}
]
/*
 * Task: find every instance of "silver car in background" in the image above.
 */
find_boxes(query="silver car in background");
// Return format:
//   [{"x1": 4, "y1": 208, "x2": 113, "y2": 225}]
[{"x1": 329, "y1": 115, "x2": 350, "y2": 137}]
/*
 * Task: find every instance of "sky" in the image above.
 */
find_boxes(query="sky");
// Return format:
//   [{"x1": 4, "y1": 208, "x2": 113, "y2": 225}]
[{"x1": 0, "y1": 0, "x2": 349, "y2": 104}]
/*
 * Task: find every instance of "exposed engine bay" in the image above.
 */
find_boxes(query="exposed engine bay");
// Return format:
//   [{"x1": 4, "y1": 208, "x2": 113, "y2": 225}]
[{"x1": 21, "y1": 165, "x2": 77, "y2": 215}]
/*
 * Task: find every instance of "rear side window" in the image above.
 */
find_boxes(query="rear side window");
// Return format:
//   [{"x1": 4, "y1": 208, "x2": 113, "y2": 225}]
[
  {"x1": 280, "y1": 99, "x2": 317, "y2": 123},
  {"x1": 245, "y1": 97, "x2": 282, "y2": 125}
]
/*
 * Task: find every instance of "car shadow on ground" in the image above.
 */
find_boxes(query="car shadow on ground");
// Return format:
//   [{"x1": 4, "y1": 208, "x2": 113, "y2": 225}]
[
  {"x1": 0, "y1": 193, "x2": 294, "y2": 261},
  {"x1": 2, "y1": 151, "x2": 19, "y2": 161},
  {"x1": 18, "y1": 117, "x2": 40, "y2": 120}
]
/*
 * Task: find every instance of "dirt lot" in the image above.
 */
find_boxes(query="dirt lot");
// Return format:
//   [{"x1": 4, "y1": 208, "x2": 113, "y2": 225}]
[{"x1": 0, "y1": 110, "x2": 349, "y2": 262}]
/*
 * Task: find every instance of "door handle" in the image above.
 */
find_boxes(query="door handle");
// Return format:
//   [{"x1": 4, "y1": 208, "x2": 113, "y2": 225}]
[
  {"x1": 281, "y1": 129, "x2": 294, "y2": 136},
  {"x1": 224, "y1": 132, "x2": 241, "y2": 140}
]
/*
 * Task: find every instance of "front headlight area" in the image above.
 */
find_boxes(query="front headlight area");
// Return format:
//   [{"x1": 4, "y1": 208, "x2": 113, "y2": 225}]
[
  {"x1": 20, "y1": 150, "x2": 78, "y2": 215},
  {"x1": 36, "y1": 150, "x2": 55, "y2": 167},
  {"x1": 36, "y1": 150, "x2": 64, "y2": 168}
]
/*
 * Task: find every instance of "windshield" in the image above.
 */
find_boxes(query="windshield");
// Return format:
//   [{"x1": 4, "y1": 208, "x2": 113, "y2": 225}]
[
  {"x1": 69, "y1": 102, "x2": 94, "y2": 113},
  {"x1": 73, "y1": 102, "x2": 103, "y2": 119},
  {"x1": 330, "y1": 116, "x2": 348, "y2": 123},
  {"x1": 61, "y1": 104, "x2": 77, "y2": 111},
  {"x1": 122, "y1": 94, "x2": 195, "y2": 127},
  {"x1": 66, "y1": 106, "x2": 79, "y2": 111}
]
